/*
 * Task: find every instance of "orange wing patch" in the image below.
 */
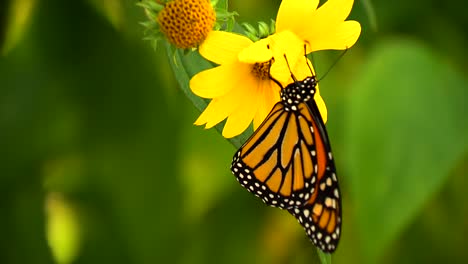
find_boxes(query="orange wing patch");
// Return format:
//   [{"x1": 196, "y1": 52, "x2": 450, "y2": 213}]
[{"x1": 231, "y1": 102, "x2": 319, "y2": 209}]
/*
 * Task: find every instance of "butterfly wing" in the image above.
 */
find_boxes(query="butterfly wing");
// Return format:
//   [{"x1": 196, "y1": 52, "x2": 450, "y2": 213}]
[
  {"x1": 288, "y1": 101, "x2": 342, "y2": 253},
  {"x1": 231, "y1": 102, "x2": 319, "y2": 209}
]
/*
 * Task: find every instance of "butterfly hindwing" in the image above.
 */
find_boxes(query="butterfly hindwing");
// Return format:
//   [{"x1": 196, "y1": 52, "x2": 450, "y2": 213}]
[{"x1": 288, "y1": 99, "x2": 342, "y2": 253}]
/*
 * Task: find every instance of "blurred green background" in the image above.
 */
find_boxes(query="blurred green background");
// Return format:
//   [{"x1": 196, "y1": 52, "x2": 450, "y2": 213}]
[{"x1": 0, "y1": 0, "x2": 467, "y2": 263}]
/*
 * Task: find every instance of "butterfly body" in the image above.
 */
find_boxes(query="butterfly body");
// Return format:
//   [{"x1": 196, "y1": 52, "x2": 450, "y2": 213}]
[{"x1": 230, "y1": 75, "x2": 341, "y2": 253}]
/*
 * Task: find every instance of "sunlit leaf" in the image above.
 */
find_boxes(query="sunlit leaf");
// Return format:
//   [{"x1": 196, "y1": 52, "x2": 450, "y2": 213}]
[
  {"x1": 1, "y1": 0, "x2": 37, "y2": 55},
  {"x1": 46, "y1": 194, "x2": 82, "y2": 264},
  {"x1": 85, "y1": 0, "x2": 123, "y2": 29}
]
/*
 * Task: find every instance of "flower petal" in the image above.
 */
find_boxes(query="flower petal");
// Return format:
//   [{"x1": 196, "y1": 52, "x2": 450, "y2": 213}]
[
  {"x1": 305, "y1": 20, "x2": 361, "y2": 52},
  {"x1": 268, "y1": 31, "x2": 306, "y2": 85},
  {"x1": 312, "y1": 0, "x2": 355, "y2": 26},
  {"x1": 291, "y1": 57, "x2": 315, "y2": 80},
  {"x1": 253, "y1": 80, "x2": 280, "y2": 129},
  {"x1": 314, "y1": 89, "x2": 328, "y2": 123},
  {"x1": 194, "y1": 72, "x2": 257, "y2": 130},
  {"x1": 222, "y1": 79, "x2": 262, "y2": 138},
  {"x1": 199, "y1": 31, "x2": 252, "y2": 65},
  {"x1": 276, "y1": 0, "x2": 319, "y2": 33},
  {"x1": 194, "y1": 98, "x2": 227, "y2": 127},
  {"x1": 238, "y1": 38, "x2": 273, "y2": 64},
  {"x1": 190, "y1": 61, "x2": 251, "y2": 98}
]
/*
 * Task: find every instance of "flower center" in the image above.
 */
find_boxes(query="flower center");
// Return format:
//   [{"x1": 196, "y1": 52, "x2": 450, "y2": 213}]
[
  {"x1": 157, "y1": 0, "x2": 215, "y2": 49},
  {"x1": 252, "y1": 61, "x2": 271, "y2": 80}
]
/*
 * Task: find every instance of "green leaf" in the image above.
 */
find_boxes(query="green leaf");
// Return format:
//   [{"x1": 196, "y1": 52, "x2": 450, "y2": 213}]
[
  {"x1": 85, "y1": 0, "x2": 124, "y2": 29},
  {"x1": 1, "y1": 0, "x2": 37, "y2": 55},
  {"x1": 344, "y1": 39, "x2": 468, "y2": 263},
  {"x1": 360, "y1": 0, "x2": 378, "y2": 31}
]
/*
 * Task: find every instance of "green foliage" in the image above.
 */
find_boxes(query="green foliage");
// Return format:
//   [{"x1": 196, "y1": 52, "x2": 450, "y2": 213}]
[
  {"x1": 242, "y1": 20, "x2": 276, "y2": 41},
  {"x1": 344, "y1": 40, "x2": 468, "y2": 263}
]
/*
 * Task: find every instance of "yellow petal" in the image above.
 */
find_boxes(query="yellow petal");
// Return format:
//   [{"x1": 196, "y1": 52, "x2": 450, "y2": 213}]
[
  {"x1": 311, "y1": 0, "x2": 355, "y2": 26},
  {"x1": 268, "y1": 31, "x2": 306, "y2": 84},
  {"x1": 194, "y1": 97, "x2": 232, "y2": 128},
  {"x1": 199, "y1": 31, "x2": 252, "y2": 65},
  {"x1": 238, "y1": 38, "x2": 273, "y2": 63},
  {"x1": 305, "y1": 20, "x2": 361, "y2": 52},
  {"x1": 289, "y1": 57, "x2": 315, "y2": 81},
  {"x1": 314, "y1": 89, "x2": 328, "y2": 123},
  {"x1": 253, "y1": 80, "x2": 280, "y2": 129},
  {"x1": 222, "y1": 81, "x2": 260, "y2": 138},
  {"x1": 276, "y1": 0, "x2": 319, "y2": 33},
  {"x1": 195, "y1": 72, "x2": 257, "y2": 130},
  {"x1": 190, "y1": 61, "x2": 251, "y2": 98}
]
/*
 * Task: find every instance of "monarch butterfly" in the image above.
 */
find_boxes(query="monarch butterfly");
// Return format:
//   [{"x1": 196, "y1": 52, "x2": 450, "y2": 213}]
[{"x1": 230, "y1": 62, "x2": 341, "y2": 252}]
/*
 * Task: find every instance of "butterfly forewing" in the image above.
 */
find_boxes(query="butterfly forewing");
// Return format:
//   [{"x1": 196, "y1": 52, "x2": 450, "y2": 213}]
[{"x1": 231, "y1": 102, "x2": 319, "y2": 209}]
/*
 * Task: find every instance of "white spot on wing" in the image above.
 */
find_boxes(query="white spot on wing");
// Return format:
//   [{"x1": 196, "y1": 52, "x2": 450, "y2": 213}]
[
  {"x1": 320, "y1": 183, "x2": 326, "y2": 191},
  {"x1": 334, "y1": 189, "x2": 339, "y2": 198}
]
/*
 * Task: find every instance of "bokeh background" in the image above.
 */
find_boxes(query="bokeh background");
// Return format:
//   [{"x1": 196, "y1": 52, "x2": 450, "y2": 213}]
[{"x1": 1, "y1": 0, "x2": 467, "y2": 263}]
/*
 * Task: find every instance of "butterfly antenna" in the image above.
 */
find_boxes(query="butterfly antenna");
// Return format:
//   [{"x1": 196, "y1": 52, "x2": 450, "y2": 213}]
[
  {"x1": 317, "y1": 47, "x2": 349, "y2": 82},
  {"x1": 303, "y1": 44, "x2": 315, "y2": 76},
  {"x1": 283, "y1": 54, "x2": 298, "y2": 83}
]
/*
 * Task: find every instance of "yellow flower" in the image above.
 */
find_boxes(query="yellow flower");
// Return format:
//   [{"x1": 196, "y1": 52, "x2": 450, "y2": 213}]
[
  {"x1": 276, "y1": 0, "x2": 361, "y2": 53},
  {"x1": 190, "y1": 0, "x2": 361, "y2": 138}
]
